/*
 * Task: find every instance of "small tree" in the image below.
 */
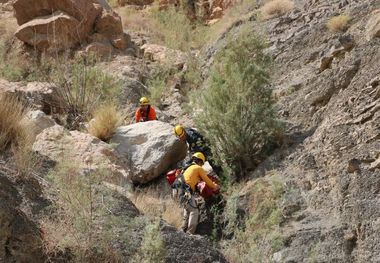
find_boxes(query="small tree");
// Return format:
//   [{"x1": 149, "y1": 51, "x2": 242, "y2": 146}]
[{"x1": 194, "y1": 30, "x2": 283, "y2": 181}]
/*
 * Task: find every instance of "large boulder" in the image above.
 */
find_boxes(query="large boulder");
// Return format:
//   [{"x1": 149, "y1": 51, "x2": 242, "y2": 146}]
[
  {"x1": 33, "y1": 125, "x2": 128, "y2": 184},
  {"x1": 15, "y1": 11, "x2": 84, "y2": 51},
  {"x1": 111, "y1": 121, "x2": 187, "y2": 184},
  {"x1": 0, "y1": 80, "x2": 59, "y2": 114},
  {"x1": 13, "y1": 0, "x2": 102, "y2": 51},
  {"x1": 95, "y1": 10, "x2": 123, "y2": 38},
  {"x1": 12, "y1": 0, "x2": 131, "y2": 52}
]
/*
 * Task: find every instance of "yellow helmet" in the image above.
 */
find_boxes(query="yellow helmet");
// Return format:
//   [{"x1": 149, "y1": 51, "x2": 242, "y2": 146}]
[
  {"x1": 192, "y1": 152, "x2": 206, "y2": 163},
  {"x1": 174, "y1": 124, "x2": 185, "y2": 138},
  {"x1": 139, "y1": 97, "x2": 149, "y2": 106}
]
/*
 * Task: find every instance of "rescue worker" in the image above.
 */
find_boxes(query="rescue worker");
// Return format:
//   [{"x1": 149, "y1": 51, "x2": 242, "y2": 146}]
[
  {"x1": 174, "y1": 124, "x2": 220, "y2": 173},
  {"x1": 135, "y1": 97, "x2": 157, "y2": 122},
  {"x1": 181, "y1": 152, "x2": 219, "y2": 234}
]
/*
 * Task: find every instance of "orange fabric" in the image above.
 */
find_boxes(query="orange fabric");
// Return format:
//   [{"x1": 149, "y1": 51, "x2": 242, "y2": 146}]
[
  {"x1": 183, "y1": 164, "x2": 218, "y2": 192},
  {"x1": 135, "y1": 106, "x2": 157, "y2": 122}
]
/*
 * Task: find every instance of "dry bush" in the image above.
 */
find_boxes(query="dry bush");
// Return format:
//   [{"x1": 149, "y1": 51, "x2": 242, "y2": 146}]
[
  {"x1": 88, "y1": 104, "x2": 122, "y2": 141},
  {"x1": 132, "y1": 187, "x2": 183, "y2": 228},
  {"x1": 0, "y1": 93, "x2": 29, "y2": 151},
  {"x1": 326, "y1": 15, "x2": 351, "y2": 32},
  {"x1": 11, "y1": 122, "x2": 38, "y2": 177},
  {"x1": 0, "y1": 93, "x2": 38, "y2": 176},
  {"x1": 49, "y1": 58, "x2": 123, "y2": 130},
  {"x1": 260, "y1": 0, "x2": 295, "y2": 20},
  {"x1": 161, "y1": 199, "x2": 183, "y2": 228}
]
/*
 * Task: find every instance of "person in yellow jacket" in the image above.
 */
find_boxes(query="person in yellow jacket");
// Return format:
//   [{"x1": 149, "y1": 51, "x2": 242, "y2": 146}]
[{"x1": 181, "y1": 152, "x2": 220, "y2": 234}]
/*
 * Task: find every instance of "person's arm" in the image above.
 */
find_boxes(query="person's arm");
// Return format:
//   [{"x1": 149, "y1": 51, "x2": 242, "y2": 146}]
[
  {"x1": 135, "y1": 108, "x2": 141, "y2": 122},
  {"x1": 198, "y1": 167, "x2": 218, "y2": 191}
]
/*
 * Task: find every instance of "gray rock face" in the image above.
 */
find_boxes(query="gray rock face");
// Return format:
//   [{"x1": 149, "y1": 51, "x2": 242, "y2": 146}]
[
  {"x1": 0, "y1": 174, "x2": 46, "y2": 263},
  {"x1": 207, "y1": 0, "x2": 380, "y2": 262},
  {"x1": 111, "y1": 121, "x2": 187, "y2": 184},
  {"x1": 161, "y1": 224, "x2": 228, "y2": 263},
  {"x1": 253, "y1": 0, "x2": 380, "y2": 262}
]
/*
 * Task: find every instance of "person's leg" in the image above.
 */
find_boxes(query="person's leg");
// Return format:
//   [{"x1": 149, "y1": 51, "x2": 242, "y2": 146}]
[
  {"x1": 181, "y1": 208, "x2": 189, "y2": 232},
  {"x1": 186, "y1": 197, "x2": 199, "y2": 234}
]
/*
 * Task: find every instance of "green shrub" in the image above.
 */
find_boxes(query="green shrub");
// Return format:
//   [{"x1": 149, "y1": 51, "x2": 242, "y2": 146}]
[
  {"x1": 183, "y1": 52, "x2": 203, "y2": 89},
  {"x1": 131, "y1": 219, "x2": 167, "y2": 263},
  {"x1": 222, "y1": 177, "x2": 285, "y2": 263},
  {"x1": 193, "y1": 30, "x2": 283, "y2": 181},
  {"x1": 147, "y1": 63, "x2": 174, "y2": 107},
  {"x1": 148, "y1": 6, "x2": 206, "y2": 51}
]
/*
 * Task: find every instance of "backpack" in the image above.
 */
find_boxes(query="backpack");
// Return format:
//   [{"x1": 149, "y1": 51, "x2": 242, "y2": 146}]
[
  {"x1": 170, "y1": 164, "x2": 193, "y2": 204},
  {"x1": 140, "y1": 105, "x2": 151, "y2": 121}
]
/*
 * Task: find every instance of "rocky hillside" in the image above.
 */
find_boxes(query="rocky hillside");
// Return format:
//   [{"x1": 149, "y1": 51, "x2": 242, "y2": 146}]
[
  {"x1": 206, "y1": 0, "x2": 379, "y2": 261},
  {"x1": 0, "y1": 0, "x2": 379, "y2": 262}
]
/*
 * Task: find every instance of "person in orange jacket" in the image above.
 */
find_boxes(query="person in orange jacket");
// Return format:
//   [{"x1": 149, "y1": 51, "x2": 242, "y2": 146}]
[
  {"x1": 181, "y1": 152, "x2": 219, "y2": 234},
  {"x1": 135, "y1": 97, "x2": 157, "y2": 122}
]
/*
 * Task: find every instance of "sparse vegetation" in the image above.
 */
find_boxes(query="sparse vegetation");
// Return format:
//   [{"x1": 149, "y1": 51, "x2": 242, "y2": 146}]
[
  {"x1": 121, "y1": 5, "x2": 207, "y2": 51},
  {"x1": 149, "y1": 6, "x2": 202, "y2": 51},
  {"x1": 131, "y1": 219, "x2": 167, "y2": 263},
  {"x1": 42, "y1": 160, "x2": 143, "y2": 263},
  {"x1": 147, "y1": 63, "x2": 174, "y2": 107},
  {"x1": 222, "y1": 176, "x2": 285, "y2": 262},
  {"x1": 193, "y1": 29, "x2": 283, "y2": 181},
  {"x1": 48, "y1": 58, "x2": 123, "y2": 130},
  {"x1": 260, "y1": 0, "x2": 295, "y2": 20},
  {"x1": 326, "y1": 15, "x2": 351, "y2": 32},
  {"x1": 132, "y1": 187, "x2": 183, "y2": 229},
  {"x1": 88, "y1": 104, "x2": 123, "y2": 141}
]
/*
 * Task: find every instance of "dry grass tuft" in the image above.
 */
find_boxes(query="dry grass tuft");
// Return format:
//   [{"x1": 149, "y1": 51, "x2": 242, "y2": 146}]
[
  {"x1": 326, "y1": 15, "x2": 351, "y2": 32},
  {"x1": 161, "y1": 199, "x2": 183, "y2": 228},
  {"x1": 260, "y1": 0, "x2": 295, "y2": 20},
  {"x1": 0, "y1": 93, "x2": 29, "y2": 151},
  {"x1": 87, "y1": 104, "x2": 122, "y2": 142},
  {"x1": 132, "y1": 187, "x2": 183, "y2": 228}
]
